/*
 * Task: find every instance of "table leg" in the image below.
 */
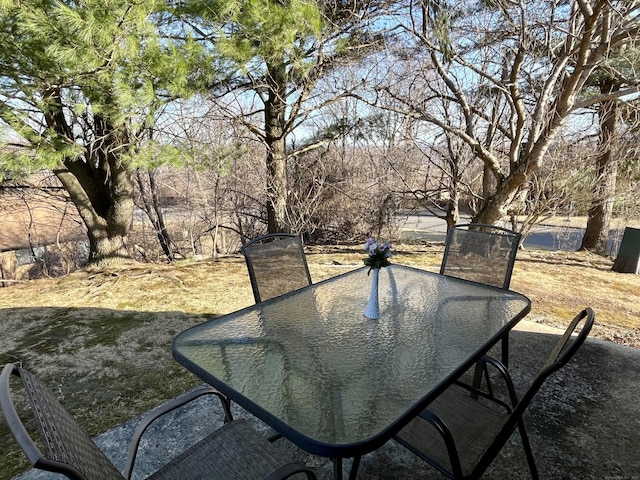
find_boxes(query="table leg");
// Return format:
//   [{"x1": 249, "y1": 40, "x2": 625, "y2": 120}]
[
  {"x1": 333, "y1": 458, "x2": 343, "y2": 480},
  {"x1": 472, "y1": 334, "x2": 510, "y2": 397},
  {"x1": 332, "y1": 456, "x2": 361, "y2": 480},
  {"x1": 501, "y1": 334, "x2": 509, "y2": 368},
  {"x1": 348, "y1": 456, "x2": 361, "y2": 480}
]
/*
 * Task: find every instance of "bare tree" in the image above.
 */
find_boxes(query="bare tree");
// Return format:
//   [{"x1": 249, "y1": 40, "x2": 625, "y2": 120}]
[
  {"x1": 580, "y1": 45, "x2": 640, "y2": 254},
  {"x1": 514, "y1": 139, "x2": 594, "y2": 244},
  {"x1": 376, "y1": 0, "x2": 640, "y2": 230},
  {"x1": 135, "y1": 169, "x2": 177, "y2": 262},
  {"x1": 172, "y1": 0, "x2": 400, "y2": 234}
]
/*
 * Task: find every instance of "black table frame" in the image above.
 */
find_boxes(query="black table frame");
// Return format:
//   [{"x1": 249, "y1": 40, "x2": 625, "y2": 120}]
[{"x1": 172, "y1": 265, "x2": 531, "y2": 479}]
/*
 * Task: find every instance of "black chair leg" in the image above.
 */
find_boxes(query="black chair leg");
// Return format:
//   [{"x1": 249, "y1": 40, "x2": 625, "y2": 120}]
[
  {"x1": 348, "y1": 456, "x2": 361, "y2": 480},
  {"x1": 517, "y1": 419, "x2": 539, "y2": 480},
  {"x1": 333, "y1": 457, "x2": 342, "y2": 480}
]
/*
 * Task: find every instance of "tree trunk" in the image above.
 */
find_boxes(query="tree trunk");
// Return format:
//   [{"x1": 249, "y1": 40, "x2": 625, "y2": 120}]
[
  {"x1": 55, "y1": 157, "x2": 135, "y2": 266},
  {"x1": 473, "y1": 168, "x2": 528, "y2": 225},
  {"x1": 136, "y1": 169, "x2": 176, "y2": 262},
  {"x1": 443, "y1": 155, "x2": 460, "y2": 230},
  {"x1": 444, "y1": 189, "x2": 459, "y2": 231},
  {"x1": 264, "y1": 61, "x2": 290, "y2": 234},
  {"x1": 42, "y1": 88, "x2": 136, "y2": 266},
  {"x1": 580, "y1": 82, "x2": 619, "y2": 255},
  {"x1": 482, "y1": 163, "x2": 494, "y2": 205}
]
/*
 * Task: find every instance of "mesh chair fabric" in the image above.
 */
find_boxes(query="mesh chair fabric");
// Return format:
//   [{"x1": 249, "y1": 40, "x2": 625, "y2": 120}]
[
  {"x1": 394, "y1": 308, "x2": 595, "y2": 480},
  {"x1": 147, "y1": 419, "x2": 299, "y2": 480},
  {"x1": 20, "y1": 367, "x2": 125, "y2": 480},
  {"x1": 441, "y1": 224, "x2": 521, "y2": 289},
  {"x1": 242, "y1": 234, "x2": 312, "y2": 302},
  {"x1": 7, "y1": 366, "x2": 316, "y2": 480},
  {"x1": 395, "y1": 385, "x2": 509, "y2": 477}
]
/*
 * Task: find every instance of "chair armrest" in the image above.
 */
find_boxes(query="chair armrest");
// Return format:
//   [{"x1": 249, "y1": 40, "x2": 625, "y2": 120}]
[
  {"x1": 454, "y1": 355, "x2": 519, "y2": 409},
  {"x1": 263, "y1": 462, "x2": 318, "y2": 480},
  {"x1": 1, "y1": 364, "x2": 90, "y2": 479},
  {"x1": 122, "y1": 386, "x2": 232, "y2": 479},
  {"x1": 416, "y1": 409, "x2": 464, "y2": 479},
  {"x1": 0, "y1": 364, "x2": 42, "y2": 465}
]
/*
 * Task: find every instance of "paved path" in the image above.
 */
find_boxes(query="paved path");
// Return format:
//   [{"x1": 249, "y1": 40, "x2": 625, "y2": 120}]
[
  {"x1": 396, "y1": 211, "x2": 621, "y2": 253},
  {"x1": 13, "y1": 320, "x2": 640, "y2": 480}
]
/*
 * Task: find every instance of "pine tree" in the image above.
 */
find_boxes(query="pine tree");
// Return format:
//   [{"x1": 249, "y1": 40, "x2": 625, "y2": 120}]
[{"x1": 0, "y1": 0, "x2": 210, "y2": 264}]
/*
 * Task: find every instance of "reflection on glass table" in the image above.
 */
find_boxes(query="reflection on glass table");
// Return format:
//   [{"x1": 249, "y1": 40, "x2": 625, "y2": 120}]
[{"x1": 172, "y1": 265, "x2": 531, "y2": 480}]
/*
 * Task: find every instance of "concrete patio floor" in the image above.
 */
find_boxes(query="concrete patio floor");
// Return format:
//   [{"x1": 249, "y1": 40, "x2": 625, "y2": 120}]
[{"x1": 13, "y1": 319, "x2": 640, "y2": 480}]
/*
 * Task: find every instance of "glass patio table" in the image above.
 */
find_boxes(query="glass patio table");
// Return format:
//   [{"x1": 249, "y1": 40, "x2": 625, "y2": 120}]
[{"x1": 172, "y1": 264, "x2": 531, "y2": 479}]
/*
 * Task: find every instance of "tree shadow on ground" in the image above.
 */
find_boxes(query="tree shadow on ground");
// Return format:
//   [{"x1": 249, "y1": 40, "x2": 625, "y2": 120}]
[{"x1": 3, "y1": 310, "x2": 639, "y2": 480}]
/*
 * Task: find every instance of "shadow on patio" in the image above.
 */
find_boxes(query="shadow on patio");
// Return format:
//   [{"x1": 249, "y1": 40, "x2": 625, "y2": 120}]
[{"x1": 11, "y1": 320, "x2": 640, "y2": 480}]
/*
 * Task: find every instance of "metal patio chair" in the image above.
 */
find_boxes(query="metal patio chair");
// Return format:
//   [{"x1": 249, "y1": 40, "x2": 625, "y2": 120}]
[
  {"x1": 0, "y1": 363, "x2": 317, "y2": 480},
  {"x1": 440, "y1": 223, "x2": 521, "y2": 290},
  {"x1": 394, "y1": 307, "x2": 595, "y2": 480},
  {"x1": 241, "y1": 233, "x2": 312, "y2": 303},
  {"x1": 440, "y1": 223, "x2": 522, "y2": 369}
]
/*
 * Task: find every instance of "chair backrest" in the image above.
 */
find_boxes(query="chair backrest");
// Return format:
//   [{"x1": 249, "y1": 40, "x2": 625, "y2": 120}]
[
  {"x1": 479, "y1": 308, "x2": 595, "y2": 475},
  {"x1": 0, "y1": 363, "x2": 124, "y2": 480},
  {"x1": 440, "y1": 223, "x2": 521, "y2": 289},
  {"x1": 241, "y1": 233, "x2": 312, "y2": 303},
  {"x1": 526, "y1": 307, "x2": 595, "y2": 403}
]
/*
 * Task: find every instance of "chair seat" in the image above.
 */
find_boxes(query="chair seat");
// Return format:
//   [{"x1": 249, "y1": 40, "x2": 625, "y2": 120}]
[
  {"x1": 395, "y1": 385, "x2": 510, "y2": 478},
  {"x1": 395, "y1": 308, "x2": 594, "y2": 480},
  {"x1": 147, "y1": 419, "x2": 300, "y2": 480},
  {"x1": 2, "y1": 363, "x2": 317, "y2": 480}
]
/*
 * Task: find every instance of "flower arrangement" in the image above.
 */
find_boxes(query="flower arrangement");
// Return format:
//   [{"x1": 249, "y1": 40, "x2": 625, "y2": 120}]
[{"x1": 363, "y1": 237, "x2": 394, "y2": 274}]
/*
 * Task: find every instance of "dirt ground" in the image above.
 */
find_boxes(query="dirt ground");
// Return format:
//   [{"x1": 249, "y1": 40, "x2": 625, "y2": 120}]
[{"x1": 1, "y1": 243, "x2": 639, "y2": 346}]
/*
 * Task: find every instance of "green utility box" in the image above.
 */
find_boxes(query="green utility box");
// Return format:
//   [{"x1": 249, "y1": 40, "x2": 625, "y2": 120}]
[{"x1": 612, "y1": 227, "x2": 640, "y2": 274}]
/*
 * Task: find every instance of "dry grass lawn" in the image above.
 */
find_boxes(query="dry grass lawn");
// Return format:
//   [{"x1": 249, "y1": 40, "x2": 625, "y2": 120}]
[{"x1": 0, "y1": 243, "x2": 639, "y2": 479}]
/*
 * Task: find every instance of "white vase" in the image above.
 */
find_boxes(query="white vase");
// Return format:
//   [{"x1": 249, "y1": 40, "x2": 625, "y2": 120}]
[{"x1": 364, "y1": 268, "x2": 380, "y2": 319}]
